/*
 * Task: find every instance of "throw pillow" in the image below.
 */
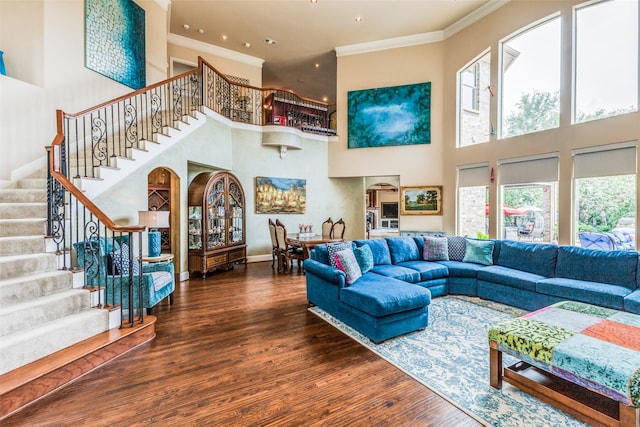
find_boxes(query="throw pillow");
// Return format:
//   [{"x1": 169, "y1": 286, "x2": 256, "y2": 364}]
[
  {"x1": 423, "y1": 236, "x2": 449, "y2": 261},
  {"x1": 353, "y1": 244, "x2": 374, "y2": 274},
  {"x1": 447, "y1": 236, "x2": 467, "y2": 261},
  {"x1": 327, "y1": 242, "x2": 352, "y2": 269},
  {"x1": 333, "y1": 249, "x2": 362, "y2": 285},
  {"x1": 462, "y1": 238, "x2": 495, "y2": 266},
  {"x1": 109, "y1": 243, "x2": 141, "y2": 276}
]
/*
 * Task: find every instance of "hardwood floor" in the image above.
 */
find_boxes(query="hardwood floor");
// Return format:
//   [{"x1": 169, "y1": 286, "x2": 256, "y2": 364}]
[{"x1": 4, "y1": 262, "x2": 481, "y2": 426}]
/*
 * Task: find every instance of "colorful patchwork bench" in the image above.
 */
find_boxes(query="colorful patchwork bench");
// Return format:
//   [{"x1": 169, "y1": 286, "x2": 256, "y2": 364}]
[{"x1": 489, "y1": 301, "x2": 640, "y2": 427}]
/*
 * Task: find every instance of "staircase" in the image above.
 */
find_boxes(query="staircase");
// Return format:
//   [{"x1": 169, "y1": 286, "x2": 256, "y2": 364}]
[{"x1": 0, "y1": 178, "x2": 155, "y2": 419}]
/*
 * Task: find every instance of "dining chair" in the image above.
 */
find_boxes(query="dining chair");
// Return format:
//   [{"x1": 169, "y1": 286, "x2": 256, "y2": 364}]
[
  {"x1": 268, "y1": 218, "x2": 278, "y2": 268},
  {"x1": 275, "y1": 219, "x2": 304, "y2": 272},
  {"x1": 331, "y1": 218, "x2": 346, "y2": 239},
  {"x1": 322, "y1": 217, "x2": 333, "y2": 238}
]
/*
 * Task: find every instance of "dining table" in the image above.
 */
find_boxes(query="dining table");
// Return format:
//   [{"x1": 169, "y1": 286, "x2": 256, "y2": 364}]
[{"x1": 286, "y1": 234, "x2": 344, "y2": 259}]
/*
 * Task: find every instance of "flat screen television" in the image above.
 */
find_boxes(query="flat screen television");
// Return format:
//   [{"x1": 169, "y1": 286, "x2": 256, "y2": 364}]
[{"x1": 381, "y1": 202, "x2": 398, "y2": 219}]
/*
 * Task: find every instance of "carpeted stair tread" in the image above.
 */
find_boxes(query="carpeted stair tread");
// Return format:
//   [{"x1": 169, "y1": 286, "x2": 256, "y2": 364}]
[
  {"x1": 0, "y1": 308, "x2": 109, "y2": 375},
  {"x1": 0, "y1": 203, "x2": 47, "y2": 219},
  {"x1": 17, "y1": 178, "x2": 47, "y2": 189},
  {"x1": 0, "y1": 253, "x2": 58, "y2": 281},
  {"x1": 0, "y1": 289, "x2": 91, "y2": 336},
  {"x1": 0, "y1": 235, "x2": 44, "y2": 256},
  {"x1": 0, "y1": 219, "x2": 46, "y2": 237},
  {"x1": 0, "y1": 189, "x2": 46, "y2": 203},
  {"x1": 0, "y1": 270, "x2": 73, "y2": 305}
]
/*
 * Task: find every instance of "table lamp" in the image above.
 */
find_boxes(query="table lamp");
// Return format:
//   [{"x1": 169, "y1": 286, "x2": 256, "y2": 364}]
[{"x1": 139, "y1": 210, "x2": 170, "y2": 257}]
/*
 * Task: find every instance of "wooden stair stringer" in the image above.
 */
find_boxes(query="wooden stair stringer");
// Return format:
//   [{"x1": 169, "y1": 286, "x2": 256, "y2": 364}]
[{"x1": 0, "y1": 316, "x2": 157, "y2": 420}]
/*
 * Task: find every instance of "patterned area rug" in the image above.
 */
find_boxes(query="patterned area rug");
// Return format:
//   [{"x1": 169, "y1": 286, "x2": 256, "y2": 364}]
[{"x1": 309, "y1": 296, "x2": 588, "y2": 426}]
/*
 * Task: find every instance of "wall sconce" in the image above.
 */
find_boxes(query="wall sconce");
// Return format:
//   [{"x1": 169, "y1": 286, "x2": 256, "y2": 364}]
[
  {"x1": 138, "y1": 210, "x2": 170, "y2": 257},
  {"x1": 279, "y1": 145, "x2": 287, "y2": 159}
]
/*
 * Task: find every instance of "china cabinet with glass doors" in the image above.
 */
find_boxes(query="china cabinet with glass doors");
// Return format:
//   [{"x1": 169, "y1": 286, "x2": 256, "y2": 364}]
[{"x1": 188, "y1": 171, "x2": 246, "y2": 277}]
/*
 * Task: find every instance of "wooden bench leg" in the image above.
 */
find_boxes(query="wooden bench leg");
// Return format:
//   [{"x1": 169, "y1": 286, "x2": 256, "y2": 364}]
[
  {"x1": 619, "y1": 402, "x2": 639, "y2": 427},
  {"x1": 490, "y1": 347, "x2": 503, "y2": 389}
]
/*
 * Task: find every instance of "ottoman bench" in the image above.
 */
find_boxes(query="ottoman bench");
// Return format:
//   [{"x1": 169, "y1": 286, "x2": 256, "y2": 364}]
[{"x1": 488, "y1": 301, "x2": 640, "y2": 427}]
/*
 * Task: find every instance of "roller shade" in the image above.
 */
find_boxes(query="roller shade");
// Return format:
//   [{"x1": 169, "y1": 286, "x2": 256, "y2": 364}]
[
  {"x1": 573, "y1": 145, "x2": 636, "y2": 179},
  {"x1": 458, "y1": 164, "x2": 490, "y2": 187},
  {"x1": 498, "y1": 154, "x2": 559, "y2": 184}
]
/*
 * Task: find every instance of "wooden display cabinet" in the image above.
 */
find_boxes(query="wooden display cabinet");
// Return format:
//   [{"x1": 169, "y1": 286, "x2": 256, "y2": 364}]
[{"x1": 188, "y1": 171, "x2": 247, "y2": 277}]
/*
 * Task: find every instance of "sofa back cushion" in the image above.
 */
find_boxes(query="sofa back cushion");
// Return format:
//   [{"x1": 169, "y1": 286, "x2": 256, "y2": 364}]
[
  {"x1": 386, "y1": 236, "x2": 420, "y2": 264},
  {"x1": 310, "y1": 244, "x2": 331, "y2": 265},
  {"x1": 556, "y1": 246, "x2": 638, "y2": 289},
  {"x1": 354, "y1": 239, "x2": 392, "y2": 265},
  {"x1": 497, "y1": 240, "x2": 558, "y2": 277},
  {"x1": 447, "y1": 236, "x2": 467, "y2": 261}
]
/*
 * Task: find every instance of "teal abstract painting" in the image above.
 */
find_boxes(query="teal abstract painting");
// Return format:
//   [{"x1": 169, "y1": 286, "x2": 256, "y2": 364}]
[
  {"x1": 348, "y1": 82, "x2": 431, "y2": 149},
  {"x1": 85, "y1": 0, "x2": 146, "y2": 90}
]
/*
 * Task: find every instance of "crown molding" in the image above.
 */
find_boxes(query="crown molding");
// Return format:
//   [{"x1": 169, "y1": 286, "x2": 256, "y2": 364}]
[
  {"x1": 168, "y1": 33, "x2": 265, "y2": 68},
  {"x1": 152, "y1": 0, "x2": 171, "y2": 11},
  {"x1": 335, "y1": 0, "x2": 511, "y2": 57}
]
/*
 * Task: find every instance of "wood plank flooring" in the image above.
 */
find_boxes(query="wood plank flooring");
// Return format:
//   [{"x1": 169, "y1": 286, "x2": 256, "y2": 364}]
[{"x1": 3, "y1": 262, "x2": 481, "y2": 426}]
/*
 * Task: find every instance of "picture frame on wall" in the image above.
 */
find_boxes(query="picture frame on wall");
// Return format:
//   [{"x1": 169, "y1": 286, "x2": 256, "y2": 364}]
[
  {"x1": 255, "y1": 176, "x2": 306, "y2": 214},
  {"x1": 400, "y1": 186, "x2": 442, "y2": 215}
]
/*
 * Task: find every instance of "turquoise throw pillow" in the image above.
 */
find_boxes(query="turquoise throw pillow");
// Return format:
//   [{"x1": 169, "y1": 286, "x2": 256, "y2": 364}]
[
  {"x1": 462, "y1": 238, "x2": 495, "y2": 265},
  {"x1": 353, "y1": 244, "x2": 374, "y2": 273}
]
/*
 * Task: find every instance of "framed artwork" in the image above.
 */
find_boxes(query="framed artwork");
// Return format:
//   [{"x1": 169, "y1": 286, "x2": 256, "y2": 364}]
[
  {"x1": 401, "y1": 186, "x2": 442, "y2": 215},
  {"x1": 255, "y1": 177, "x2": 306, "y2": 214},
  {"x1": 347, "y1": 82, "x2": 431, "y2": 149},
  {"x1": 85, "y1": 0, "x2": 146, "y2": 90}
]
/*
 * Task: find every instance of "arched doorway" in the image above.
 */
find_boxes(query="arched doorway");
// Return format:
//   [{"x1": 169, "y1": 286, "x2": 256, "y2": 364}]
[
  {"x1": 147, "y1": 167, "x2": 180, "y2": 275},
  {"x1": 365, "y1": 176, "x2": 400, "y2": 238}
]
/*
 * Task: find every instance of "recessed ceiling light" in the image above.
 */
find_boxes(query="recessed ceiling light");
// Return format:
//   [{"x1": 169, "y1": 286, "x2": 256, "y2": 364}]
[
  {"x1": 315, "y1": 63, "x2": 320, "y2": 68},
  {"x1": 265, "y1": 38, "x2": 277, "y2": 45},
  {"x1": 310, "y1": 0, "x2": 318, "y2": 3},
  {"x1": 198, "y1": 29, "x2": 204, "y2": 34},
  {"x1": 355, "y1": 16, "x2": 362, "y2": 23},
  {"x1": 183, "y1": 24, "x2": 190, "y2": 30},
  {"x1": 322, "y1": 96, "x2": 328, "y2": 102},
  {"x1": 244, "y1": 42, "x2": 251, "y2": 48},
  {"x1": 222, "y1": 35, "x2": 228, "y2": 41}
]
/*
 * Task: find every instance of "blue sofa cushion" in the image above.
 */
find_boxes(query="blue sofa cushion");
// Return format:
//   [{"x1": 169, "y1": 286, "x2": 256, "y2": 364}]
[
  {"x1": 477, "y1": 265, "x2": 544, "y2": 292},
  {"x1": 497, "y1": 240, "x2": 558, "y2": 277},
  {"x1": 463, "y1": 238, "x2": 495, "y2": 265},
  {"x1": 353, "y1": 244, "x2": 374, "y2": 273},
  {"x1": 435, "y1": 260, "x2": 484, "y2": 278},
  {"x1": 536, "y1": 277, "x2": 631, "y2": 310},
  {"x1": 398, "y1": 260, "x2": 449, "y2": 281},
  {"x1": 354, "y1": 239, "x2": 392, "y2": 265},
  {"x1": 624, "y1": 290, "x2": 640, "y2": 314},
  {"x1": 556, "y1": 246, "x2": 638, "y2": 289},
  {"x1": 310, "y1": 244, "x2": 330, "y2": 265},
  {"x1": 340, "y1": 273, "x2": 431, "y2": 317},
  {"x1": 371, "y1": 264, "x2": 421, "y2": 283},
  {"x1": 447, "y1": 236, "x2": 467, "y2": 261},
  {"x1": 386, "y1": 236, "x2": 420, "y2": 264}
]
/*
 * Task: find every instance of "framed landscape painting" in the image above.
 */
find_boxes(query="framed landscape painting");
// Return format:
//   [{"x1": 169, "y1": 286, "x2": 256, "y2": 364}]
[
  {"x1": 348, "y1": 82, "x2": 431, "y2": 149},
  {"x1": 401, "y1": 186, "x2": 442, "y2": 215},
  {"x1": 255, "y1": 177, "x2": 306, "y2": 214}
]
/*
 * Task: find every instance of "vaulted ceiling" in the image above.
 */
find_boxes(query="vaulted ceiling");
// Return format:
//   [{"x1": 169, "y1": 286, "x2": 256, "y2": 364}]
[{"x1": 169, "y1": 0, "x2": 506, "y2": 103}]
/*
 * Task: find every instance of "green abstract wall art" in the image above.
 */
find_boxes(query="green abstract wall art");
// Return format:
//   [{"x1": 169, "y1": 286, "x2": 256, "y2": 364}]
[
  {"x1": 347, "y1": 82, "x2": 431, "y2": 149},
  {"x1": 85, "y1": 0, "x2": 146, "y2": 90}
]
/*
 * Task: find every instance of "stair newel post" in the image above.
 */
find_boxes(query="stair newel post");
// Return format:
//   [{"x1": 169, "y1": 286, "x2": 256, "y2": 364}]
[
  {"x1": 126, "y1": 232, "x2": 135, "y2": 328},
  {"x1": 137, "y1": 231, "x2": 144, "y2": 323}
]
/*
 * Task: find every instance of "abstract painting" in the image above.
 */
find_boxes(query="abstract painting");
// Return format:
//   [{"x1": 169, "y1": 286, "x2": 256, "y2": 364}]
[
  {"x1": 348, "y1": 82, "x2": 431, "y2": 149},
  {"x1": 85, "y1": 0, "x2": 146, "y2": 90},
  {"x1": 255, "y1": 177, "x2": 307, "y2": 214}
]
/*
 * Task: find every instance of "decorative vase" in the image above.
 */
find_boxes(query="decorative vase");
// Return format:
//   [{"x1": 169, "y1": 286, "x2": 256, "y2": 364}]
[{"x1": 0, "y1": 51, "x2": 6, "y2": 76}]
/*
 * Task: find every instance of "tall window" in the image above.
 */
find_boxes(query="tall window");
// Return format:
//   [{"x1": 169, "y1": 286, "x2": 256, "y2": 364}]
[
  {"x1": 498, "y1": 155, "x2": 559, "y2": 243},
  {"x1": 458, "y1": 52, "x2": 491, "y2": 147},
  {"x1": 573, "y1": 144, "x2": 637, "y2": 249},
  {"x1": 457, "y1": 164, "x2": 489, "y2": 238},
  {"x1": 574, "y1": 0, "x2": 638, "y2": 123},
  {"x1": 500, "y1": 16, "x2": 561, "y2": 138}
]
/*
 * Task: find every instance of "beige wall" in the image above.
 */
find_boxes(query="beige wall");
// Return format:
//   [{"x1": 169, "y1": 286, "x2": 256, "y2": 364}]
[
  {"x1": 333, "y1": 42, "x2": 446, "y2": 233},
  {"x1": 0, "y1": 0, "x2": 169, "y2": 181}
]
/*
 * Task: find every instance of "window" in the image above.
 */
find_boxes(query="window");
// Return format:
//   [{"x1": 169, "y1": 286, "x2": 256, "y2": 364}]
[
  {"x1": 457, "y1": 164, "x2": 489, "y2": 238},
  {"x1": 500, "y1": 16, "x2": 561, "y2": 138},
  {"x1": 458, "y1": 52, "x2": 491, "y2": 147},
  {"x1": 573, "y1": 144, "x2": 637, "y2": 249},
  {"x1": 574, "y1": 0, "x2": 638, "y2": 123},
  {"x1": 498, "y1": 155, "x2": 559, "y2": 243}
]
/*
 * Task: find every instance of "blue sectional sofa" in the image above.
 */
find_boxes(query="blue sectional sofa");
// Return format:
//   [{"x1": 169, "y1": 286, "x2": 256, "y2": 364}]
[{"x1": 304, "y1": 236, "x2": 640, "y2": 343}]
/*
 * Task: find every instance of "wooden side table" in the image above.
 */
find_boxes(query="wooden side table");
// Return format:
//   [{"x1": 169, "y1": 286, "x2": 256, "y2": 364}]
[{"x1": 142, "y1": 254, "x2": 174, "y2": 264}]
